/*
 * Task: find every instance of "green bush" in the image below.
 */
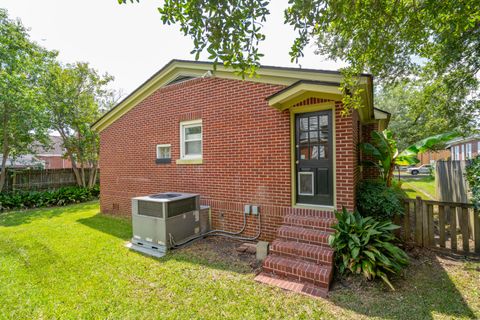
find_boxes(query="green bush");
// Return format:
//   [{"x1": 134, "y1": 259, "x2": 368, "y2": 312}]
[
  {"x1": 356, "y1": 180, "x2": 404, "y2": 221},
  {"x1": 0, "y1": 185, "x2": 99, "y2": 211},
  {"x1": 466, "y1": 156, "x2": 480, "y2": 209},
  {"x1": 329, "y1": 208, "x2": 409, "y2": 290}
]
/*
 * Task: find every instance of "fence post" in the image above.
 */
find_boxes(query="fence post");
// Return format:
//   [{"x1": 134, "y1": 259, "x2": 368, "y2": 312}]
[
  {"x1": 451, "y1": 208, "x2": 458, "y2": 251},
  {"x1": 474, "y1": 208, "x2": 480, "y2": 254},
  {"x1": 403, "y1": 202, "x2": 410, "y2": 242},
  {"x1": 415, "y1": 196, "x2": 423, "y2": 246},
  {"x1": 422, "y1": 200, "x2": 429, "y2": 247}
]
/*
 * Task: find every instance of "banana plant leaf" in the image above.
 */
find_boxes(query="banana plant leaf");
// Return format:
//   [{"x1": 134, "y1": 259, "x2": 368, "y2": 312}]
[{"x1": 397, "y1": 131, "x2": 458, "y2": 166}]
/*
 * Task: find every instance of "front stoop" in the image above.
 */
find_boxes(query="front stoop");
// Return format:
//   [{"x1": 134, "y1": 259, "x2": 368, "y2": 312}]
[{"x1": 255, "y1": 213, "x2": 335, "y2": 297}]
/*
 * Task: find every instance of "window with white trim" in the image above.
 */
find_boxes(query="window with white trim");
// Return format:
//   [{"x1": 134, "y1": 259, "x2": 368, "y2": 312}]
[
  {"x1": 157, "y1": 144, "x2": 171, "y2": 159},
  {"x1": 180, "y1": 119, "x2": 202, "y2": 159},
  {"x1": 466, "y1": 143, "x2": 472, "y2": 159},
  {"x1": 461, "y1": 144, "x2": 465, "y2": 160},
  {"x1": 453, "y1": 145, "x2": 460, "y2": 160},
  {"x1": 156, "y1": 144, "x2": 171, "y2": 164}
]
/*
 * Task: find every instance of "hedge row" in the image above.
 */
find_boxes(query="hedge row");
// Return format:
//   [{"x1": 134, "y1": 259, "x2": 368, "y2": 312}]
[{"x1": 0, "y1": 185, "x2": 100, "y2": 211}]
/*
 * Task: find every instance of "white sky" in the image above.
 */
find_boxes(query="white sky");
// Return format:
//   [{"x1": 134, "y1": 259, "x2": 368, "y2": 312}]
[{"x1": 0, "y1": 0, "x2": 346, "y2": 95}]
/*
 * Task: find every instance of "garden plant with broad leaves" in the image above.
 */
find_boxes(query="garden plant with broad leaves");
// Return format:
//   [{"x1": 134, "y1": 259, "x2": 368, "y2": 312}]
[{"x1": 328, "y1": 207, "x2": 409, "y2": 290}]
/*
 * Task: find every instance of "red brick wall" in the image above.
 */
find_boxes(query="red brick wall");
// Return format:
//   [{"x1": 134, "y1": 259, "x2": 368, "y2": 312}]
[
  {"x1": 99, "y1": 77, "x2": 361, "y2": 241},
  {"x1": 418, "y1": 149, "x2": 450, "y2": 164},
  {"x1": 37, "y1": 156, "x2": 72, "y2": 169}
]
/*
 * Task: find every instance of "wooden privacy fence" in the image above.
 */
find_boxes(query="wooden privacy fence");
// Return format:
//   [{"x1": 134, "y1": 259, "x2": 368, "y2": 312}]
[
  {"x1": 2, "y1": 168, "x2": 99, "y2": 191},
  {"x1": 399, "y1": 197, "x2": 480, "y2": 255},
  {"x1": 435, "y1": 160, "x2": 470, "y2": 203}
]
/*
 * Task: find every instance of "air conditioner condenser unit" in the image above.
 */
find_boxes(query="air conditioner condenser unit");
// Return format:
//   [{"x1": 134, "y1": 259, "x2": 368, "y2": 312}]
[{"x1": 128, "y1": 192, "x2": 210, "y2": 257}]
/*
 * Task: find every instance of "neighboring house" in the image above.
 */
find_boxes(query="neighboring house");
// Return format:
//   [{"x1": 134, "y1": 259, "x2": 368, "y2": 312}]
[
  {"x1": 447, "y1": 135, "x2": 480, "y2": 161},
  {"x1": 0, "y1": 154, "x2": 45, "y2": 169},
  {"x1": 32, "y1": 136, "x2": 72, "y2": 169},
  {"x1": 417, "y1": 149, "x2": 450, "y2": 165},
  {"x1": 92, "y1": 60, "x2": 389, "y2": 296}
]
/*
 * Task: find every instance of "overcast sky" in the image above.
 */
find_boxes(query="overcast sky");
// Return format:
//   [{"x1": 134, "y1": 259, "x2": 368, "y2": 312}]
[{"x1": 0, "y1": 0, "x2": 346, "y2": 95}]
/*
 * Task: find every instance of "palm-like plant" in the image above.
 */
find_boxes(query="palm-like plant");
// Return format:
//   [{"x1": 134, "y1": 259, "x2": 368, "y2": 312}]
[{"x1": 360, "y1": 130, "x2": 457, "y2": 187}]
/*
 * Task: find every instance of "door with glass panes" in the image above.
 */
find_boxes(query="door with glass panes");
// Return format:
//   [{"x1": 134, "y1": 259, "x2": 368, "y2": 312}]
[{"x1": 295, "y1": 111, "x2": 333, "y2": 206}]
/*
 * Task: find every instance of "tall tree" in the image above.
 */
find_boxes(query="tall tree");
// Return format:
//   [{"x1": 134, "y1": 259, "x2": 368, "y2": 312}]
[
  {"x1": 120, "y1": 0, "x2": 480, "y2": 130},
  {"x1": 42, "y1": 62, "x2": 114, "y2": 188},
  {"x1": 375, "y1": 79, "x2": 477, "y2": 150},
  {"x1": 0, "y1": 9, "x2": 55, "y2": 191}
]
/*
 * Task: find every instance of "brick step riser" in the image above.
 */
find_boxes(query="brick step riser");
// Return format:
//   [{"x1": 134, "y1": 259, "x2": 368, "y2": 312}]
[
  {"x1": 270, "y1": 246, "x2": 333, "y2": 265},
  {"x1": 277, "y1": 233, "x2": 330, "y2": 247},
  {"x1": 263, "y1": 255, "x2": 333, "y2": 288},
  {"x1": 283, "y1": 223, "x2": 335, "y2": 233},
  {"x1": 262, "y1": 266, "x2": 330, "y2": 288},
  {"x1": 283, "y1": 216, "x2": 336, "y2": 232}
]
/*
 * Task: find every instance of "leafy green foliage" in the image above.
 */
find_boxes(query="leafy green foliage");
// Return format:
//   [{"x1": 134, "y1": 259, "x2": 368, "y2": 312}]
[
  {"x1": 376, "y1": 82, "x2": 477, "y2": 151},
  {"x1": 0, "y1": 8, "x2": 56, "y2": 191},
  {"x1": 360, "y1": 129, "x2": 456, "y2": 186},
  {"x1": 119, "y1": 1, "x2": 480, "y2": 118},
  {"x1": 328, "y1": 208, "x2": 409, "y2": 290},
  {"x1": 465, "y1": 156, "x2": 480, "y2": 209},
  {"x1": 41, "y1": 62, "x2": 114, "y2": 188},
  {"x1": 120, "y1": 0, "x2": 269, "y2": 78},
  {"x1": 0, "y1": 185, "x2": 99, "y2": 211},
  {"x1": 357, "y1": 181, "x2": 404, "y2": 221}
]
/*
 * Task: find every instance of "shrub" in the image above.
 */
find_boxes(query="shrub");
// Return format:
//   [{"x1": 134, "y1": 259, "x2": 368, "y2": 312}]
[
  {"x1": 466, "y1": 156, "x2": 480, "y2": 209},
  {"x1": 356, "y1": 180, "x2": 404, "y2": 221},
  {"x1": 328, "y1": 207, "x2": 409, "y2": 290},
  {"x1": 0, "y1": 185, "x2": 99, "y2": 211}
]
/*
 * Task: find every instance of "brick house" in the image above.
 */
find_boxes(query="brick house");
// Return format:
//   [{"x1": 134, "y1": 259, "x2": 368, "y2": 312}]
[
  {"x1": 92, "y1": 60, "x2": 389, "y2": 296},
  {"x1": 33, "y1": 136, "x2": 73, "y2": 169},
  {"x1": 447, "y1": 135, "x2": 480, "y2": 161}
]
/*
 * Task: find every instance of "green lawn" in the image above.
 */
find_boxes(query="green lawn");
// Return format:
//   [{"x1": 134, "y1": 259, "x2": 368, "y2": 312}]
[
  {"x1": 400, "y1": 176, "x2": 437, "y2": 200},
  {"x1": 0, "y1": 202, "x2": 478, "y2": 319}
]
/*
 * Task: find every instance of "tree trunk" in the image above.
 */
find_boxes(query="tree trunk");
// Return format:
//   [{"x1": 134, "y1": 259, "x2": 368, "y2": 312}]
[
  {"x1": 80, "y1": 161, "x2": 86, "y2": 188},
  {"x1": 0, "y1": 111, "x2": 9, "y2": 192},
  {"x1": 386, "y1": 165, "x2": 395, "y2": 187},
  {"x1": 88, "y1": 162, "x2": 98, "y2": 188},
  {"x1": 58, "y1": 128, "x2": 84, "y2": 187},
  {"x1": 70, "y1": 155, "x2": 83, "y2": 187},
  {"x1": 0, "y1": 152, "x2": 8, "y2": 192}
]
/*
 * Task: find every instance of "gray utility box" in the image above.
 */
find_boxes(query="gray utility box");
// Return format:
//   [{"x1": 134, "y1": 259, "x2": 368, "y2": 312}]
[{"x1": 131, "y1": 192, "x2": 210, "y2": 254}]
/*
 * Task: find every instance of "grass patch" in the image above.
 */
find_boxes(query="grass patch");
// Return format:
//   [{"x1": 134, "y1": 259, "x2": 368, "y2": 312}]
[
  {"x1": 0, "y1": 202, "x2": 478, "y2": 319},
  {"x1": 400, "y1": 176, "x2": 436, "y2": 200}
]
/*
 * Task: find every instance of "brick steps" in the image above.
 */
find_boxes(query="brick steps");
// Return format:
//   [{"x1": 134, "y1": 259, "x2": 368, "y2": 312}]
[
  {"x1": 284, "y1": 214, "x2": 336, "y2": 232},
  {"x1": 263, "y1": 255, "x2": 332, "y2": 288},
  {"x1": 259, "y1": 213, "x2": 336, "y2": 296},
  {"x1": 270, "y1": 239, "x2": 333, "y2": 265},
  {"x1": 277, "y1": 225, "x2": 331, "y2": 246},
  {"x1": 254, "y1": 272, "x2": 328, "y2": 298}
]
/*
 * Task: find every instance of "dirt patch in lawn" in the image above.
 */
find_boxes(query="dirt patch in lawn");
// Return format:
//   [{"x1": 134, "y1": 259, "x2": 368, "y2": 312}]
[{"x1": 174, "y1": 237, "x2": 263, "y2": 274}]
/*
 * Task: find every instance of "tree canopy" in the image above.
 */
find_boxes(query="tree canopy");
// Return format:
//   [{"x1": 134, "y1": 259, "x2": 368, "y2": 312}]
[
  {"x1": 120, "y1": 0, "x2": 480, "y2": 136},
  {"x1": 42, "y1": 62, "x2": 114, "y2": 188},
  {"x1": 0, "y1": 8, "x2": 115, "y2": 190},
  {"x1": 0, "y1": 8, "x2": 56, "y2": 190}
]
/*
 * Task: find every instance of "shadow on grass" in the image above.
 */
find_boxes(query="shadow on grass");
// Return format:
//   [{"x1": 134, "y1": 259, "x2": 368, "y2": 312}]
[
  {"x1": 77, "y1": 213, "x2": 257, "y2": 273},
  {"x1": 78, "y1": 213, "x2": 257, "y2": 275},
  {"x1": 77, "y1": 213, "x2": 132, "y2": 240},
  {"x1": 0, "y1": 202, "x2": 98, "y2": 227},
  {"x1": 329, "y1": 250, "x2": 477, "y2": 319}
]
